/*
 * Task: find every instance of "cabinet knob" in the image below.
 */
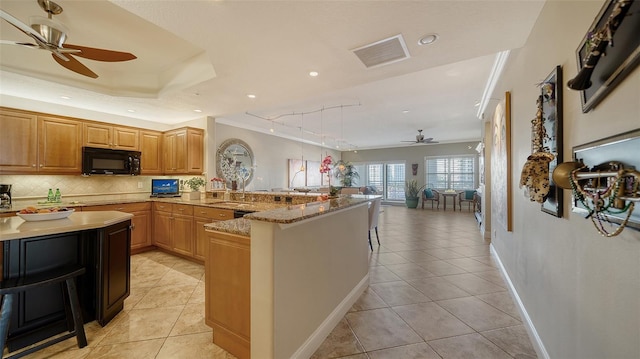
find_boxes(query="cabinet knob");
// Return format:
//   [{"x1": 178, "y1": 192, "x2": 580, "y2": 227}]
[
  {"x1": 219, "y1": 214, "x2": 225, "y2": 217},
  {"x1": 130, "y1": 224, "x2": 136, "y2": 230},
  {"x1": 117, "y1": 207, "x2": 124, "y2": 211},
  {"x1": 39, "y1": 164, "x2": 43, "y2": 167},
  {"x1": 32, "y1": 164, "x2": 36, "y2": 167}
]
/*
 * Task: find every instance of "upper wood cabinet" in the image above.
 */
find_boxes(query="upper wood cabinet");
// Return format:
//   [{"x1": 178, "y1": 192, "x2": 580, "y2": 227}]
[
  {"x1": 0, "y1": 109, "x2": 83, "y2": 174},
  {"x1": 84, "y1": 122, "x2": 139, "y2": 151},
  {"x1": 139, "y1": 130, "x2": 163, "y2": 175},
  {"x1": 163, "y1": 127, "x2": 204, "y2": 174},
  {"x1": 38, "y1": 116, "x2": 83, "y2": 173},
  {"x1": 0, "y1": 109, "x2": 38, "y2": 173}
]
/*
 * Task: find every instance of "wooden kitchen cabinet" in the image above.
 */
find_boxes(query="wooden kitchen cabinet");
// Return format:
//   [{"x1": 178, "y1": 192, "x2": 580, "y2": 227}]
[
  {"x1": 96, "y1": 220, "x2": 131, "y2": 326},
  {"x1": 0, "y1": 109, "x2": 82, "y2": 174},
  {"x1": 0, "y1": 109, "x2": 38, "y2": 173},
  {"x1": 139, "y1": 130, "x2": 163, "y2": 174},
  {"x1": 152, "y1": 202, "x2": 173, "y2": 250},
  {"x1": 172, "y1": 204, "x2": 194, "y2": 257},
  {"x1": 84, "y1": 122, "x2": 139, "y2": 151},
  {"x1": 163, "y1": 127, "x2": 204, "y2": 174},
  {"x1": 193, "y1": 206, "x2": 234, "y2": 261},
  {"x1": 205, "y1": 230, "x2": 251, "y2": 359},
  {"x1": 38, "y1": 116, "x2": 83, "y2": 173},
  {"x1": 82, "y1": 202, "x2": 152, "y2": 252}
]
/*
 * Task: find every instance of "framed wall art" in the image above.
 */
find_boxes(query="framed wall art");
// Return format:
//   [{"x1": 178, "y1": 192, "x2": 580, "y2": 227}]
[
  {"x1": 491, "y1": 91, "x2": 513, "y2": 232},
  {"x1": 569, "y1": 0, "x2": 640, "y2": 112},
  {"x1": 541, "y1": 66, "x2": 563, "y2": 217}
]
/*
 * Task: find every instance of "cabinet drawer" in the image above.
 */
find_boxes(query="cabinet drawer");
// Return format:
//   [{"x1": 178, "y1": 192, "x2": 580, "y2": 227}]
[
  {"x1": 153, "y1": 202, "x2": 172, "y2": 213},
  {"x1": 173, "y1": 203, "x2": 193, "y2": 216},
  {"x1": 84, "y1": 202, "x2": 150, "y2": 212},
  {"x1": 194, "y1": 206, "x2": 234, "y2": 220}
]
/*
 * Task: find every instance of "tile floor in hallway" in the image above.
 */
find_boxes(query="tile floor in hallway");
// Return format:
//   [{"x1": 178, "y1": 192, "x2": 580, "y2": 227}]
[{"x1": 12, "y1": 204, "x2": 537, "y2": 359}]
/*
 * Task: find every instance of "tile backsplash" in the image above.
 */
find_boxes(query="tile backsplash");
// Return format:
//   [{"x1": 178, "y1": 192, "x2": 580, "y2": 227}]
[{"x1": 0, "y1": 175, "x2": 200, "y2": 200}]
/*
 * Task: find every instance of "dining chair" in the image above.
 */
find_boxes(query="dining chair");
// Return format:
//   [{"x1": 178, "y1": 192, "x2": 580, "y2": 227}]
[
  {"x1": 368, "y1": 198, "x2": 381, "y2": 251},
  {"x1": 458, "y1": 190, "x2": 478, "y2": 211},
  {"x1": 421, "y1": 188, "x2": 440, "y2": 209}
]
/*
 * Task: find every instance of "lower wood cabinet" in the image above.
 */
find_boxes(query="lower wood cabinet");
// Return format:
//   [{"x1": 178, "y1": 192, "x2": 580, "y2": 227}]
[
  {"x1": 152, "y1": 203, "x2": 233, "y2": 261},
  {"x1": 82, "y1": 202, "x2": 151, "y2": 252},
  {"x1": 205, "y1": 230, "x2": 250, "y2": 359}
]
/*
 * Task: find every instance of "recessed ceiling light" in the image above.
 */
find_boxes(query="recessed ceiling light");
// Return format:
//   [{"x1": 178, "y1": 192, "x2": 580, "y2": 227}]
[
  {"x1": 474, "y1": 101, "x2": 481, "y2": 107},
  {"x1": 309, "y1": 71, "x2": 319, "y2": 77},
  {"x1": 127, "y1": 109, "x2": 135, "y2": 113},
  {"x1": 247, "y1": 94, "x2": 256, "y2": 99},
  {"x1": 418, "y1": 33, "x2": 439, "y2": 46},
  {"x1": 402, "y1": 110, "x2": 410, "y2": 114},
  {"x1": 194, "y1": 109, "x2": 202, "y2": 113},
  {"x1": 60, "y1": 96, "x2": 71, "y2": 100}
]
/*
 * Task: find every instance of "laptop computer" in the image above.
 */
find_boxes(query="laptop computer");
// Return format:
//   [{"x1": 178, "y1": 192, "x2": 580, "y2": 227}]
[{"x1": 150, "y1": 179, "x2": 182, "y2": 198}]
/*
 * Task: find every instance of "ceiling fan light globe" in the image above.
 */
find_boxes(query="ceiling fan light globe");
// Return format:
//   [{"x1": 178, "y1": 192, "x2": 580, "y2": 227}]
[{"x1": 29, "y1": 16, "x2": 67, "y2": 46}]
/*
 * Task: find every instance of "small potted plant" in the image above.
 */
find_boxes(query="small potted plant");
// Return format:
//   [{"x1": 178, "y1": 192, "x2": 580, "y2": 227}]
[
  {"x1": 405, "y1": 179, "x2": 420, "y2": 208},
  {"x1": 185, "y1": 177, "x2": 206, "y2": 200}
]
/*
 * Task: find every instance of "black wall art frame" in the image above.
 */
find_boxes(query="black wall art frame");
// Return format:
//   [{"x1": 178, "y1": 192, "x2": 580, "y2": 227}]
[
  {"x1": 572, "y1": 0, "x2": 640, "y2": 113},
  {"x1": 541, "y1": 66, "x2": 563, "y2": 217}
]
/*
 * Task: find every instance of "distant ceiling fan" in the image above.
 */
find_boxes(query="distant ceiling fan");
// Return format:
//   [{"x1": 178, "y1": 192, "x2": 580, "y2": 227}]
[
  {"x1": 401, "y1": 129, "x2": 439, "y2": 144},
  {"x1": 0, "y1": 0, "x2": 136, "y2": 78}
]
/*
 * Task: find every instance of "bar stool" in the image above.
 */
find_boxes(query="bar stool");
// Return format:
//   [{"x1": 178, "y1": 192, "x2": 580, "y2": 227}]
[{"x1": 0, "y1": 265, "x2": 87, "y2": 359}]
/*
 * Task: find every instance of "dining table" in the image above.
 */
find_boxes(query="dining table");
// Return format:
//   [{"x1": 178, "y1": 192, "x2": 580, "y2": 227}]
[{"x1": 441, "y1": 191, "x2": 458, "y2": 211}]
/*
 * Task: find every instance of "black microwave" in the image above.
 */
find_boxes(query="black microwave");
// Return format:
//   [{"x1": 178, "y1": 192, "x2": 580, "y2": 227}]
[{"x1": 82, "y1": 147, "x2": 141, "y2": 175}]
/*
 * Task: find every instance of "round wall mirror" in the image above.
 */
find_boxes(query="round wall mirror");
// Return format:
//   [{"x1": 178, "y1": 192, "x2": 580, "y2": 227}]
[{"x1": 216, "y1": 138, "x2": 255, "y2": 186}]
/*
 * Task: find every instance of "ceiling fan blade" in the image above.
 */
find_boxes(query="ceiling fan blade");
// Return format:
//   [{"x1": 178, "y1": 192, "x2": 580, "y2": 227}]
[
  {"x1": 0, "y1": 40, "x2": 39, "y2": 48},
  {"x1": 62, "y1": 44, "x2": 136, "y2": 62},
  {"x1": 424, "y1": 137, "x2": 434, "y2": 142},
  {"x1": 0, "y1": 9, "x2": 47, "y2": 44},
  {"x1": 52, "y1": 53, "x2": 98, "y2": 78}
]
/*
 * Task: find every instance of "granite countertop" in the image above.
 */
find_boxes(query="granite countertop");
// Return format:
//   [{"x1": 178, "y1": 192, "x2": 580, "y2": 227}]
[
  {"x1": 244, "y1": 195, "x2": 377, "y2": 224},
  {"x1": 2, "y1": 196, "x2": 284, "y2": 214},
  {"x1": 204, "y1": 218, "x2": 251, "y2": 237},
  {"x1": 0, "y1": 211, "x2": 133, "y2": 241}
]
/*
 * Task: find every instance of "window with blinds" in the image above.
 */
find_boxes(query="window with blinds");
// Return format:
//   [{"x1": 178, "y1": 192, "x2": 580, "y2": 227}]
[{"x1": 425, "y1": 156, "x2": 475, "y2": 190}]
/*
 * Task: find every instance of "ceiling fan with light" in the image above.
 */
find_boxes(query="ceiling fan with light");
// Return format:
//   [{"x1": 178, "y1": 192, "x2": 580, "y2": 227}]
[
  {"x1": 0, "y1": 0, "x2": 136, "y2": 79},
  {"x1": 401, "y1": 129, "x2": 439, "y2": 144}
]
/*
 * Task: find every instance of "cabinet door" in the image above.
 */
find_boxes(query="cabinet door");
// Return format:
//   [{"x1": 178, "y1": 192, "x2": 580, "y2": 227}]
[
  {"x1": 0, "y1": 109, "x2": 38, "y2": 173},
  {"x1": 130, "y1": 210, "x2": 151, "y2": 250},
  {"x1": 84, "y1": 122, "x2": 112, "y2": 149},
  {"x1": 174, "y1": 130, "x2": 188, "y2": 173},
  {"x1": 194, "y1": 217, "x2": 209, "y2": 261},
  {"x1": 38, "y1": 116, "x2": 83, "y2": 173},
  {"x1": 98, "y1": 220, "x2": 131, "y2": 326},
  {"x1": 187, "y1": 129, "x2": 204, "y2": 174},
  {"x1": 113, "y1": 126, "x2": 139, "y2": 150},
  {"x1": 153, "y1": 210, "x2": 173, "y2": 250},
  {"x1": 140, "y1": 130, "x2": 163, "y2": 174},
  {"x1": 172, "y1": 214, "x2": 194, "y2": 256},
  {"x1": 163, "y1": 132, "x2": 176, "y2": 173}
]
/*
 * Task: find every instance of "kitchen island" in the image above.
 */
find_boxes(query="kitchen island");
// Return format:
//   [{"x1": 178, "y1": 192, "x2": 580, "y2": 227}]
[
  {"x1": 0, "y1": 211, "x2": 132, "y2": 352},
  {"x1": 205, "y1": 196, "x2": 375, "y2": 359}
]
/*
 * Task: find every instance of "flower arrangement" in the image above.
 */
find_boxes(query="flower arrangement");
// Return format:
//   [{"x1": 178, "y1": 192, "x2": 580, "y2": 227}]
[
  {"x1": 319, "y1": 155, "x2": 333, "y2": 174},
  {"x1": 211, "y1": 177, "x2": 225, "y2": 189}
]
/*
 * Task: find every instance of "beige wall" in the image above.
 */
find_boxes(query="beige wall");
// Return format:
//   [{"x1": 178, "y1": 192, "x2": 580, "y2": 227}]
[
  {"x1": 490, "y1": 1, "x2": 640, "y2": 358},
  {"x1": 342, "y1": 141, "x2": 480, "y2": 190}
]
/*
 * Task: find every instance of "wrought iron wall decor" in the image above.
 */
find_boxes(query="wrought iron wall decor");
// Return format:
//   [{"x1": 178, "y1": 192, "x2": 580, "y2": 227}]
[
  {"x1": 568, "y1": 0, "x2": 640, "y2": 112},
  {"x1": 520, "y1": 66, "x2": 563, "y2": 217},
  {"x1": 552, "y1": 129, "x2": 640, "y2": 237}
]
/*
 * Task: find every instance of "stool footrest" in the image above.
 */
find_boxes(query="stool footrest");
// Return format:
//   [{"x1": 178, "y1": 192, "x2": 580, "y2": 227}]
[{"x1": 0, "y1": 266, "x2": 86, "y2": 295}]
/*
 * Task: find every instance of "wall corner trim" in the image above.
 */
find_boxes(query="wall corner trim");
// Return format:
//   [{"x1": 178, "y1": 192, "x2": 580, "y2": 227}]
[{"x1": 490, "y1": 244, "x2": 550, "y2": 359}]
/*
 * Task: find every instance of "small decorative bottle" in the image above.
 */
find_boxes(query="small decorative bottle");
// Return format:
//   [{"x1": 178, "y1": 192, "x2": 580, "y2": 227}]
[
  {"x1": 54, "y1": 188, "x2": 61, "y2": 202},
  {"x1": 47, "y1": 188, "x2": 54, "y2": 202}
]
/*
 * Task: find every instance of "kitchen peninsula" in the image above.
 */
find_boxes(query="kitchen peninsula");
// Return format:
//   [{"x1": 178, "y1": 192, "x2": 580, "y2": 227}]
[
  {"x1": 0, "y1": 211, "x2": 132, "y2": 352},
  {"x1": 205, "y1": 196, "x2": 375, "y2": 359}
]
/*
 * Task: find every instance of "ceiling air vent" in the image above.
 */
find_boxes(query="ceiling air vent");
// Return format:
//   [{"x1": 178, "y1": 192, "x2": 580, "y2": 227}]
[{"x1": 352, "y1": 34, "x2": 410, "y2": 68}]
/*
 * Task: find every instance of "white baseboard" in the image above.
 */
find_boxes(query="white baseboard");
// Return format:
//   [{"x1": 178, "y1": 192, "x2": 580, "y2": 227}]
[
  {"x1": 291, "y1": 274, "x2": 369, "y2": 359},
  {"x1": 490, "y1": 244, "x2": 550, "y2": 359}
]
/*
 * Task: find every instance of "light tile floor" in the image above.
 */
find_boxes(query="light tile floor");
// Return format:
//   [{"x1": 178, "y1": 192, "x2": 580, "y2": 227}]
[{"x1": 12, "y1": 205, "x2": 537, "y2": 359}]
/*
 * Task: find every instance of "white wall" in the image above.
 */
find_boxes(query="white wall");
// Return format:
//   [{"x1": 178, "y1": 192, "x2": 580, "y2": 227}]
[
  {"x1": 214, "y1": 123, "x2": 341, "y2": 191},
  {"x1": 490, "y1": 1, "x2": 640, "y2": 358}
]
